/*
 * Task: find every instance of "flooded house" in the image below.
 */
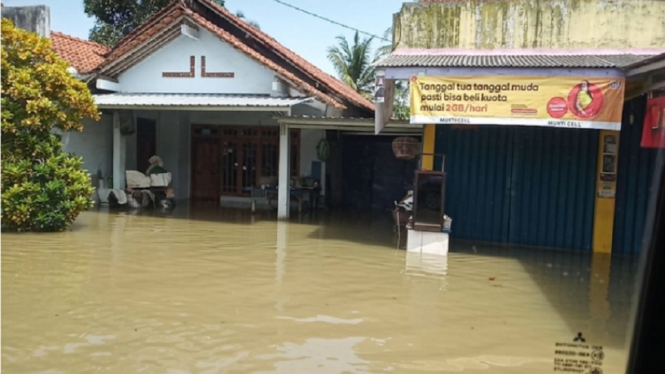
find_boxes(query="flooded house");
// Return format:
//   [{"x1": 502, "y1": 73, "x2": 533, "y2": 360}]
[
  {"x1": 375, "y1": 0, "x2": 665, "y2": 254},
  {"x1": 42, "y1": 0, "x2": 418, "y2": 218},
  {"x1": 4, "y1": 1, "x2": 665, "y2": 372}
]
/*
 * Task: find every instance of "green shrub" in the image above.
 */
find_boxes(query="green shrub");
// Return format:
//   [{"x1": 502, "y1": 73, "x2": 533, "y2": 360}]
[{"x1": 1, "y1": 19, "x2": 100, "y2": 232}]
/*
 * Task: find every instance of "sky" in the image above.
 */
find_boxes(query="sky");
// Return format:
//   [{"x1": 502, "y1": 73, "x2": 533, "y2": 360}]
[{"x1": 3, "y1": 0, "x2": 405, "y2": 76}]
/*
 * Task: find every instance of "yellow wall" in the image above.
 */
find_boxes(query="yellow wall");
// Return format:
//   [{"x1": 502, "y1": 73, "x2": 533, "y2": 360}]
[
  {"x1": 593, "y1": 130, "x2": 620, "y2": 253},
  {"x1": 394, "y1": 0, "x2": 665, "y2": 50},
  {"x1": 421, "y1": 124, "x2": 436, "y2": 170}
]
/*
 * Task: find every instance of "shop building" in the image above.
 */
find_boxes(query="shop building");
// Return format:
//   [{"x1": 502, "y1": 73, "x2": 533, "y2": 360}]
[{"x1": 375, "y1": 0, "x2": 665, "y2": 253}]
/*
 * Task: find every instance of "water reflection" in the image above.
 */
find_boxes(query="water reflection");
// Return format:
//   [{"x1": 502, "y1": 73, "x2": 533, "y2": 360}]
[
  {"x1": 405, "y1": 252, "x2": 448, "y2": 279},
  {"x1": 1, "y1": 208, "x2": 638, "y2": 373},
  {"x1": 255, "y1": 337, "x2": 369, "y2": 374}
]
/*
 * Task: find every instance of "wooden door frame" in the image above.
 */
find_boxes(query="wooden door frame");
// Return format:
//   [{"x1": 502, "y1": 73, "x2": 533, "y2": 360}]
[
  {"x1": 190, "y1": 125, "x2": 221, "y2": 200},
  {"x1": 190, "y1": 124, "x2": 301, "y2": 199}
]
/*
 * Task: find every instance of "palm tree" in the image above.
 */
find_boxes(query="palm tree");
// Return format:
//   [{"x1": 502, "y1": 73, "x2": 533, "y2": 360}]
[
  {"x1": 327, "y1": 31, "x2": 376, "y2": 98},
  {"x1": 376, "y1": 27, "x2": 393, "y2": 59}
]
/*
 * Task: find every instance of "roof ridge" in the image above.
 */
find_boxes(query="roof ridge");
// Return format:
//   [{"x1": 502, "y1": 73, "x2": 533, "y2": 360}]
[
  {"x1": 50, "y1": 31, "x2": 110, "y2": 52},
  {"x1": 197, "y1": 0, "x2": 374, "y2": 111},
  {"x1": 110, "y1": 0, "x2": 185, "y2": 53},
  {"x1": 100, "y1": 8, "x2": 185, "y2": 70}
]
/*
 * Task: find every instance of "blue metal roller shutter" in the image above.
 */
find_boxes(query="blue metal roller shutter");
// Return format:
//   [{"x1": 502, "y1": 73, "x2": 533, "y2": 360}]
[
  {"x1": 613, "y1": 97, "x2": 658, "y2": 254},
  {"x1": 508, "y1": 127, "x2": 598, "y2": 250},
  {"x1": 434, "y1": 125, "x2": 597, "y2": 250},
  {"x1": 434, "y1": 125, "x2": 513, "y2": 243}
]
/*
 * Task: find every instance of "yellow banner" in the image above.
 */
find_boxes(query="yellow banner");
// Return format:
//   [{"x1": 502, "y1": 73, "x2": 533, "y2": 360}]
[{"x1": 410, "y1": 75, "x2": 625, "y2": 130}]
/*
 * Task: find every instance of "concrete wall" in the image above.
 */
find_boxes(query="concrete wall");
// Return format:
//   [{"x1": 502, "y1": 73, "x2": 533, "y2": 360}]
[
  {"x1": 394, "y1": 0, "x2": 665, "y2": 49},
  {"x1": 118, "y1": 29, "x2": 275, "y2": 94},
  {"x1": 2, "y1": 5, "x2": 50, "y2": 37},
  {"x1": 60, "y1": 113, "x2": 114, "y2": 184},
  {"x1": 127, "y1": 110, "x2": 191, "y2": 200}
]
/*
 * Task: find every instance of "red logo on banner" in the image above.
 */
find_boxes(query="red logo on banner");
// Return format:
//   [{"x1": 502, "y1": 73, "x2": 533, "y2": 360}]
[
  {"x1": 567, "y1": 81, "x2": 605, "y2": 119},
  {"x1": 641, "y1": 96, "x2": 665, "y2": 149},
  {"x1": 547, "y1": 97, "x2": 568, "y2": 118}
]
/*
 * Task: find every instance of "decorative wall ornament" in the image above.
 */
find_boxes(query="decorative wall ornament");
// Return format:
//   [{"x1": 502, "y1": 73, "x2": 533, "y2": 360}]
[
  {"x1": 161, "y1": 56, "x2": 234, "y2": 78},
  {"x1": 162, "y1": 56, "x2": 195, "y2": 78},
  {"x1": 201, "y1": 56, "x2": 234, "y2": 78}
]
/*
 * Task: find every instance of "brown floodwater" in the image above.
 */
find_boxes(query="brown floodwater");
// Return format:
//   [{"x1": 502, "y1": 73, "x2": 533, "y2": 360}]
[{"x1": 2, "y1": 205, "x2": 639, "y2": 373}]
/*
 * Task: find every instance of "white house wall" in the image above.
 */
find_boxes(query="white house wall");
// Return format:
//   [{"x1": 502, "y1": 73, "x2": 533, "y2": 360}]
[
  {"x1": 117, "y1": 29, "x2": 276, "y2": 94},
  {"x1": 61, "y1": 113, "x2": 113, "y2": 186},
  {"x1": 154, "y1": 111, "x2": 181, "y2": 198}
]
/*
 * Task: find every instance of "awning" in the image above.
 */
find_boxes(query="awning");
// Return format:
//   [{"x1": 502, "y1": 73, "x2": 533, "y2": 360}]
[
  {"x1": 93, "y1": 93, "x2": 313, "y2": 111},
  {"x1": 374, "y1": 49, "x2": 665, "y2": 80},
  {"x1": 376, "y1": 51, "x2": 659, "y2": 69},
  {"x1": 277, "y1": 115, "x2": 421, "y2": 135}
]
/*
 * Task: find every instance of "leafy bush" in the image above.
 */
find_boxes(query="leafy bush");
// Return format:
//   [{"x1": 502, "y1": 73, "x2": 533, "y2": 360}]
[{"x1": 1, "y1": 19, "x2": 100, "y2": 232}]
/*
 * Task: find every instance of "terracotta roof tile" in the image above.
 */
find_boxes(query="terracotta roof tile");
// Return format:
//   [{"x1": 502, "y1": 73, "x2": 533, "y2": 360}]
[
  {"x1": 51, "y1": 31, "x2": 109, "y2": 73},
  {"x1": 101, "y1": 7, "x2": 184, "y2": 65},
  {"x1": 199, "y1": 0, "x2": 374, "y2": 112}
]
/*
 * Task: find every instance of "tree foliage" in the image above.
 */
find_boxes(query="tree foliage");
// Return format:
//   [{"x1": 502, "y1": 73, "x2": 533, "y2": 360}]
[
  {"x1": 83, "y1": 0, "x2": 261, "y2": 46},
  {"x1": 84, "y1": 0, "x2": 174, "y2": 46},
  {"x1": 328, "y1": 29, "x2": 409, "y2": 119},
  {"x1": 327, "y1": 31, "x2": 376, "y2": 98},
  {"x1": 1, "y1": 19, "x2": 99, "y2": 232}
]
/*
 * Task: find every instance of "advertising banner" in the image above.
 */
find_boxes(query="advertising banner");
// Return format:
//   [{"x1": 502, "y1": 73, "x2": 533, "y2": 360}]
[{"x1": 410, "y1": 75, "x2": 625, "y2": 130}]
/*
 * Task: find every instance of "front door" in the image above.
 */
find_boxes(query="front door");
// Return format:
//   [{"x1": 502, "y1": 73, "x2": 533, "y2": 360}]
[
  {"x1": 191, "y1": 125, "x2": 300, "y2": 199},
  {"x1": 191, "y1": 126, "x2": 220, "y2": 200},
  {"x1": 136, "y1": 118, "x2": 156, "y2": 173}
]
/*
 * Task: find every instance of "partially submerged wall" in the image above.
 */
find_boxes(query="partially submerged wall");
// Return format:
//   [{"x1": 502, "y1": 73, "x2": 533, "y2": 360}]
[{"x1": 394, "y1": 0, "x2": 665, "y2": 49}]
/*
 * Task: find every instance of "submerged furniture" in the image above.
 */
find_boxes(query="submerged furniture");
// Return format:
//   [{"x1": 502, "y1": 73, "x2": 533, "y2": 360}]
[
  {"x1": 407, "y1": 170, "x2": 449, "y2": 255},
  {"x1": 245, "y1": 187, "x2": 306, "y2": 213},
  {"x1": 124, "y1": 170, "x2": 175, "y2": 209},
  {"x1": 412, "y1": 170, "x2": 446, "y2": 232}
]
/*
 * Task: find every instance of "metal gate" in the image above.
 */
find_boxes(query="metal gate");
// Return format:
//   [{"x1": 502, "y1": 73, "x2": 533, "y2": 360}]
[{"x1": 434, "y1": 125, "x2": 598, "y2": 250}]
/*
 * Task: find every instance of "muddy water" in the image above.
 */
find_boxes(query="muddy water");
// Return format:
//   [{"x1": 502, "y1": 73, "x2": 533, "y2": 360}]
[{"x1": 2, "y1": 207, "x2": 638, "y2": 373}]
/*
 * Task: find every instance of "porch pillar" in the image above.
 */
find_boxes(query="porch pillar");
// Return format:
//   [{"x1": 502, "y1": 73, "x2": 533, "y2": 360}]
[
  {"x1": 278, "y1": 123, "x2": 291, "y2": 219},
  {"x1": 112, "y1": 111, "x2": 126, "y2": 189}
]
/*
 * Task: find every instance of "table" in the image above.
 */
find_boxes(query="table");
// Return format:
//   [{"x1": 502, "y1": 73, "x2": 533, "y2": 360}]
[{"x1": 244, "y1": 187, "x2": 319, "y2": 213}]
